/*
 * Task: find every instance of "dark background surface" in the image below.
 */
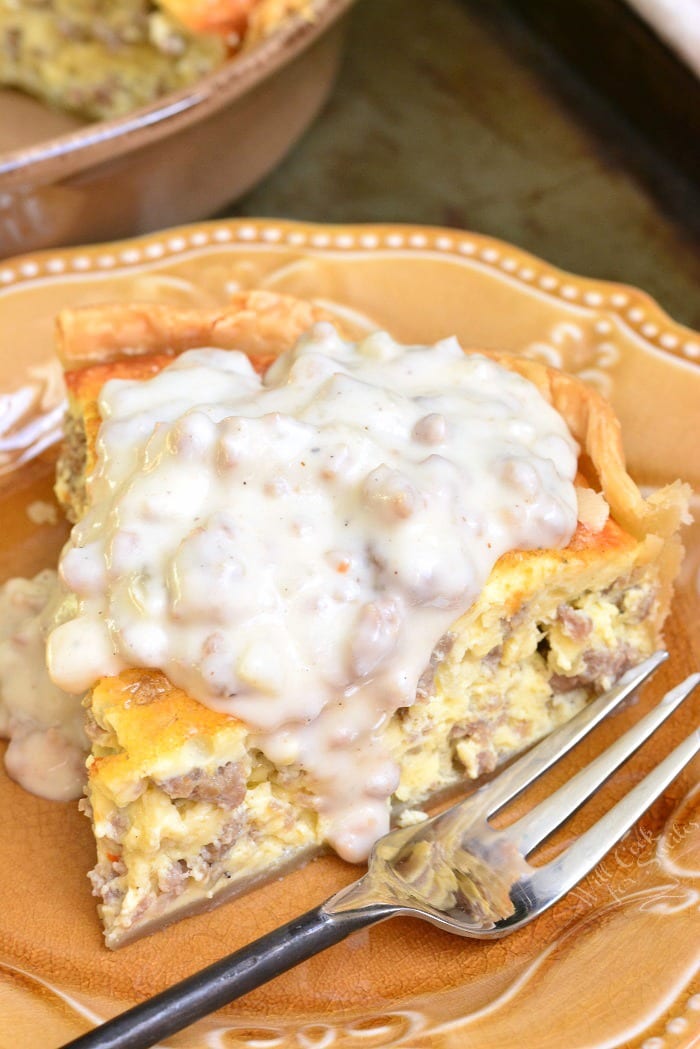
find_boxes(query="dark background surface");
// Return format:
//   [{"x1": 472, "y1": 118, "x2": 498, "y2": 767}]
[{"x1": 224, "y1": 0, "x2": 700, "y2": 329}]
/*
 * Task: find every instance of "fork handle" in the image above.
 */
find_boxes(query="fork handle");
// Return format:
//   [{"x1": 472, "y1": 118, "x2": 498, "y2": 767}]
[{"x1": 60, "y1": 903, "x2": 389, "y2": 1049}]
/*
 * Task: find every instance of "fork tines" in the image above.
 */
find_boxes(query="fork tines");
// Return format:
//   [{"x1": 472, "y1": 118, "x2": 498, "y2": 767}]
[
  {"x1": 476, "y1": 651, "x2": 670, "y2": 819},
  {"x1": 493, "y1": 654, "x2": 700, "y2": 930}
]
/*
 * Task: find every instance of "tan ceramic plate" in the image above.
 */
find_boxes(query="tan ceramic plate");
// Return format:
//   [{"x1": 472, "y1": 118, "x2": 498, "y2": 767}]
[{"x1": 0, "y1": 220, "x2": 699, "y2": 1049}]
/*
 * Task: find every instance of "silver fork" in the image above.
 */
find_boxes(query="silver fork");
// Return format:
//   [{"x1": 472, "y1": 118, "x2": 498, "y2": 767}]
[{"x1": 62, "y1": 651, "x2": 699, "y2": 1049}]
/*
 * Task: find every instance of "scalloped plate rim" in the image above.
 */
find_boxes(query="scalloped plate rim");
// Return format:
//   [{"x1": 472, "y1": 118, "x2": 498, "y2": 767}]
[{"x1": 0, "y1": 218, "x2": 697, "y2": 365}]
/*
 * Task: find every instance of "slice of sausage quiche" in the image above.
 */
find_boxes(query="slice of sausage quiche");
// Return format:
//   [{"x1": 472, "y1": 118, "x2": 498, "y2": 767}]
[{"x1": 50, "y1": 290, "x2": 689, "y2": 947}]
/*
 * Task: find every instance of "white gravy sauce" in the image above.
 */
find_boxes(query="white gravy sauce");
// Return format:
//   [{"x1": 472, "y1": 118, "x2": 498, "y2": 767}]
[
  {"x1": 0, "y1": 570, "x2": 86, "y2": 801},
  {"x1": 46, "y1": 325, "x2": 579, "y2": 859}
]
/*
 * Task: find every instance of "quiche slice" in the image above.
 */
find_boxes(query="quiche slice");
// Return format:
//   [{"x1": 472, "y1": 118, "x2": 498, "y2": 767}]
[{"x1": 52, "y1": 291, "x2": 689, "y2": 948}]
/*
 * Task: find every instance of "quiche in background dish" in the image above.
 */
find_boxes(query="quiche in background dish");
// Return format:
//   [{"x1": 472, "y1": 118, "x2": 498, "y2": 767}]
[
  {"x1": 43, "y1": 290, "x2": 689, "y2": 948},
  {"x1": 0, "y1": 0, "x2": 314, "y2": 120}
]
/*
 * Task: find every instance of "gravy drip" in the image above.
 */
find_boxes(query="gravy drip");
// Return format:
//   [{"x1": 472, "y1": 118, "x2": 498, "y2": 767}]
[
  {"x1": 48, "y1": 325, "x2": 579, "y2": 859},
  {"x1": 0, "y1": 570, "x2": 86, "y2": 801}
]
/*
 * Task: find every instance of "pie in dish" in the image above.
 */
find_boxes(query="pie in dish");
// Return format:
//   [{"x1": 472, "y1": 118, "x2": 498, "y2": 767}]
[
  {"x1": 48, "y1": 290, "x2": 688, "y2": 948},
  {"x1": 0, "y1": 0, "x2": 314, "y2": 120}
]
